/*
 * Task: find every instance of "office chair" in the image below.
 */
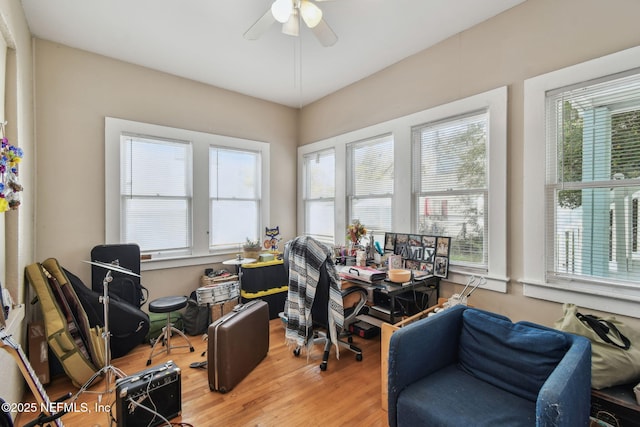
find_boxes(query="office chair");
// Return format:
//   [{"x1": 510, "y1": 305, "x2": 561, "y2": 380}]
[{"x1": 284, "y1": 236, "x2": 368, "y2": 371}]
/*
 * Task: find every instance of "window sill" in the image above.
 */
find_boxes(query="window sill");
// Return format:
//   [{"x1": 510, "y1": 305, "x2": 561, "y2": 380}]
[
  {"x1": 520, "y1": 278, "x2": 640, "y2": 319},
  {"x1": 446, "y1": 268, "x2": 508, "y2": 293},
  {"x1": 141, "y1": 252, "x2": 240, "y2": 271}
]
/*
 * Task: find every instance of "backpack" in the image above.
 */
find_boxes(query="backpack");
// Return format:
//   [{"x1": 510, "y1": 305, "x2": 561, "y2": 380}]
[
  {"x1": 107, "y1": 276, "x2": 148, "y2": 309},
  {"x1": 182, "y1": 291, "x2": 210, "y2": 336}
]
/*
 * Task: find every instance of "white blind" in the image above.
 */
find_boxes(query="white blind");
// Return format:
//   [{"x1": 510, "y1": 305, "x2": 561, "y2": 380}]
[
  {"x1": 347, "y1": 134, "x2": 393, "y2": 240},
  {"x1": 209, "y1": 147, "x2": 261, "y2": 248},
  {"x1": 303, "y1": 148, "x2": 335, "y2": 243},
  {"x1": 546, "y1": 69, "x2": 640, "y2": 285},
  {"x1": 412, "y1": 110, "x2": 488, "y2": 268},
  {"x1": 121, "y1": 135, "x2": 192, "y2": 254}
]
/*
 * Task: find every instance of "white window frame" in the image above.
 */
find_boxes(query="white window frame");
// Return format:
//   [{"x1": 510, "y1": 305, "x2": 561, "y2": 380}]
[
  {"x1": 523, "y1": 45, "x2": 640, "y2": 317},
  {"x1": 297, "y1": 86, "x2": 508, "y2": 292},
  {"x1": 346, "y1": 133, "x2": 394, "y2": 242},
  {"x1": 301, "y1": 147, "x2": 336, "y2": 244},
  {"x1": 412, "y1": 110, "x2": 489, "y2": 271},
  {"x1": 105, "y1": 117, "x2": 270, "y2": 271}
]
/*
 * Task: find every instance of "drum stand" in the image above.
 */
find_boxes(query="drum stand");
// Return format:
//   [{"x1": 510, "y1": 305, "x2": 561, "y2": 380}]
[{"x1": 73, "y1": 264, "x2": 130, "y2": 405}]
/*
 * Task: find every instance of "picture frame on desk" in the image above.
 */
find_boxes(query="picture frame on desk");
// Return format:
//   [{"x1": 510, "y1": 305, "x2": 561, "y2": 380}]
[
  {"x1": 384, "y1": 232, "x2": 451, "y2": 279},
  {"x1": 384, "y1": 233, "x2": 396, "y2": 251},
  {"x1": 434, "y1": 256, "x2": 449, "y2": 278}
]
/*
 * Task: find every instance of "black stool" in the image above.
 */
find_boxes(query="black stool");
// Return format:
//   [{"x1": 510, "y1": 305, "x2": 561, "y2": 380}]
[{"x1": 146, "y1": 295, "x2": 194, "y2": 365}]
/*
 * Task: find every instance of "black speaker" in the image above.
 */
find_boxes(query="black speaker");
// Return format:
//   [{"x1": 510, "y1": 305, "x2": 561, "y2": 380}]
[{"x1": 115, "y1": 361, "x2": 181, "y2": 427}]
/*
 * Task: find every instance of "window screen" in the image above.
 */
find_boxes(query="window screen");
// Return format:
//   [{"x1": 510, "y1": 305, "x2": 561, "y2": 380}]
[
  {"x1": 412, "y1": 110, "x2": 488, "y2": 269},
  {"x1": 210, "y1": 147, "x2": 261, "y2": 248},
  {"x1": 347, "y1": 134, "x2": 393, "y2": 243},
  {"x1": 546, "y1": 69, "x2": 640, "y2": 285},
  {"x1": 303, "y1": 148, "x2": 335, "y2": 243},
  {"x1": 121, "y1": 135, "x2": 192, "y2": 254}
]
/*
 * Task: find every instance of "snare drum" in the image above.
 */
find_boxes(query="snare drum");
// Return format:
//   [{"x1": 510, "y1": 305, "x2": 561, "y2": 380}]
[
  {"x1": 196, "y1": 286, "x2": 216, "y2": 305},
  {"x1": 196, "y1": 281, "x2": 240, "y2": 305}
]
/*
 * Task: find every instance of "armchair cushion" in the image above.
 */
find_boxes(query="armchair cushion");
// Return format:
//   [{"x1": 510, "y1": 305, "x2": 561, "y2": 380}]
[
  {"x1": 399, "y1": 365, "x2": 536, "y2": 427},
  {"x1": 459, "y1": 309, "x2": 570, "y2": 402}
]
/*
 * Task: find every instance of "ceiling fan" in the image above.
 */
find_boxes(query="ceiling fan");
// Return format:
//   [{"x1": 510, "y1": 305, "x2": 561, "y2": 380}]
[{"x1": 244, "y1": 0, "x2": 339, "y2": 47}]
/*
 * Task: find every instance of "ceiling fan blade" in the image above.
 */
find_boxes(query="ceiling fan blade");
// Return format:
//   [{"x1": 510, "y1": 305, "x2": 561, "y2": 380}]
[
  {"x1": 310, "y1": 18, "x2": 338, "y2": 47},
  {"x1": 244, "y1": 8, "x2": 277, "y2": 40}
]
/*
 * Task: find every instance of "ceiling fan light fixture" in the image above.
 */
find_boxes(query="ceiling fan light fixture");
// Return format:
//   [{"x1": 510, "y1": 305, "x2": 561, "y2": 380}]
[
  {"x1": 300, "y1": 0, "x2": 323, "y2": 28},
  {"x1": 282, "y1": 9, "x2": 300, "y2": 36},
  {"x1": 271, "y1": 0, "x2": 293, "y2": 24}
]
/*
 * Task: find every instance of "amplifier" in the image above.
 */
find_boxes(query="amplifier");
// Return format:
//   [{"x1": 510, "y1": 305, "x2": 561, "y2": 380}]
[{"x1": 115, "y1": 360, "x2": 182, "y2": 427}]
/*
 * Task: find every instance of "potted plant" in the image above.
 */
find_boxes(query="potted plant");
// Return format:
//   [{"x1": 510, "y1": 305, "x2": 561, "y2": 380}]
[{"x1": 242, "y1": 238, "x2": 262, "y2": 260}]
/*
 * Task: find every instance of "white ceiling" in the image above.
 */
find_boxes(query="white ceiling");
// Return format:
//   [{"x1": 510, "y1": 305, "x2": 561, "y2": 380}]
[{"x1": 20, "y1": 0, "x2": 525, "y2": 108}]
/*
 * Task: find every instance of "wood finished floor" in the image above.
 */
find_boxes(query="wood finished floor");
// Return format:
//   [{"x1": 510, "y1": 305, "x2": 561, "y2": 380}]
[{"x1": 17, "y1": 319, "x2": 387, "y2": 427}]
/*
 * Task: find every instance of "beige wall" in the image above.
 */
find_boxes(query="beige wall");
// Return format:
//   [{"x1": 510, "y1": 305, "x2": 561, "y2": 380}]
[
  {"x1": 300, "y1": 0, "x2": 640, "y2": 327},
  {"x1": 33, "y1": 39, "x2": 298, "y2": 300}
]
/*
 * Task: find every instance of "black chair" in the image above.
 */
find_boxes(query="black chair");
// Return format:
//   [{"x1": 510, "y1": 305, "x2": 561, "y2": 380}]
[{"x1": 283, "y1": 236, "x2": 369, "y2": 371}]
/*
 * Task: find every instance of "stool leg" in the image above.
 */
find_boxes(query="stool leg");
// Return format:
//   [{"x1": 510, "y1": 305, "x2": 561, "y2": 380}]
[
  {"x1": 147, "y1": 312, "x2": 194, "y2": 365},
  {"x1": 168, "y1": 326, "x2": 194, "y2": 353},
  {"x1": 147, "y1": 323, "x2": 169, "y2": 365}
]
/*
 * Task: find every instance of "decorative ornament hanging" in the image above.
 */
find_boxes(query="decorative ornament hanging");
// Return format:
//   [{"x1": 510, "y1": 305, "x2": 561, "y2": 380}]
[{"x1": 0, "y1": 121, "x2": 24, "y2": 212}]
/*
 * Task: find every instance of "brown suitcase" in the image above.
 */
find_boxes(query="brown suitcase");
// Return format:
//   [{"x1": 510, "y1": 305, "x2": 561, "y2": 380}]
[{"x1": 207, "y1": 300, "x2": 269, "y2": 393}]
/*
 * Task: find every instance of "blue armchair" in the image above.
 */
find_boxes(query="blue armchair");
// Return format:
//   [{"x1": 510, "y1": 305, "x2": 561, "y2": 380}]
[{"x1": 388, "y1": 305, "x2": 591, "y2": 427}]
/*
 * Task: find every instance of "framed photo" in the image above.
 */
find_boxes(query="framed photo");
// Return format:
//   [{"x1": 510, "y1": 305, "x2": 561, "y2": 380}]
[
  {"x1": 436, "y1": 236, "x2": 450, "y2": 256},
  {"x1": 384, "y1": 233, "x2": 396, "y2": 252},
  {"x1": 388, "y1": 254, "x2": 403, "y2": 270},
  {"x1": 422, "y1": 235, "x2": 436, "y2": 248},
  {"x1": 434, "y1": 256, "x2": 449, "y2": 278}
]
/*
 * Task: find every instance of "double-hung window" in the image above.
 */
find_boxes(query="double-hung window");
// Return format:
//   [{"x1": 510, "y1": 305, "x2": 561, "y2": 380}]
[
  {"x1": 546, "y1": 71, "x2": 640, "y2": 285},
  {"x1": 302, "y1": 148, "x2": 335, "y2": 243},
  {"x1": 412, "y1": 111, "x2": 488, "y2": 270},
  {"x1": 524, "y1": 46, "x2": 640, "y2": 316},
  {"x1": 209, "y1": 147, "x2": 261, "y2": 249},
  {"x1": 121, "y1": 135, "x2": 192, "y2": 257},
  {"x1": 106, "y1": 118, "x2": 269, "y2": 268},
  {"x1": 346, "y1": 135, "x2": 394, "y2": 242}
]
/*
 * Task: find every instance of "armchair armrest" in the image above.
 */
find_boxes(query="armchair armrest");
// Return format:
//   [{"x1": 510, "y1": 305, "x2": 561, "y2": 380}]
[
  {"x1": 537, "y1": 334, "x2": 591, "y2": 427},
  {"x1": 387, "y1": 305, "x2": 467, "y2": 427}
]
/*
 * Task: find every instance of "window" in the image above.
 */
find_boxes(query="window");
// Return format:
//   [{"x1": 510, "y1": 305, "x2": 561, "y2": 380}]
[
  {"x1": 413, "y1": 111, "x2": 488, "y2": 269},
  {"x1": 210, "y1": 147, "x2": 261, "y2": 249},
  {"x1": 297, "y1": 86, "x2": 507, "y2": 292},
  {"x1": 302, "y1": 148, "x2": 335, "y2": 243},
  {"x1": 121, "y1": 135, "x2": 192, "y2": 256},
  {"x1": 106, "y1": 118, "x2": 270, "y2": 269},
  {"x1": 546, "y1": 71, "x2": 640, "y2": 284},
  {"x1": 347, "y1": 135, "x2": 393, "y2": 242},
  {"x1": 523, "y1": 45, "x2": 640, "y2": 317}
]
